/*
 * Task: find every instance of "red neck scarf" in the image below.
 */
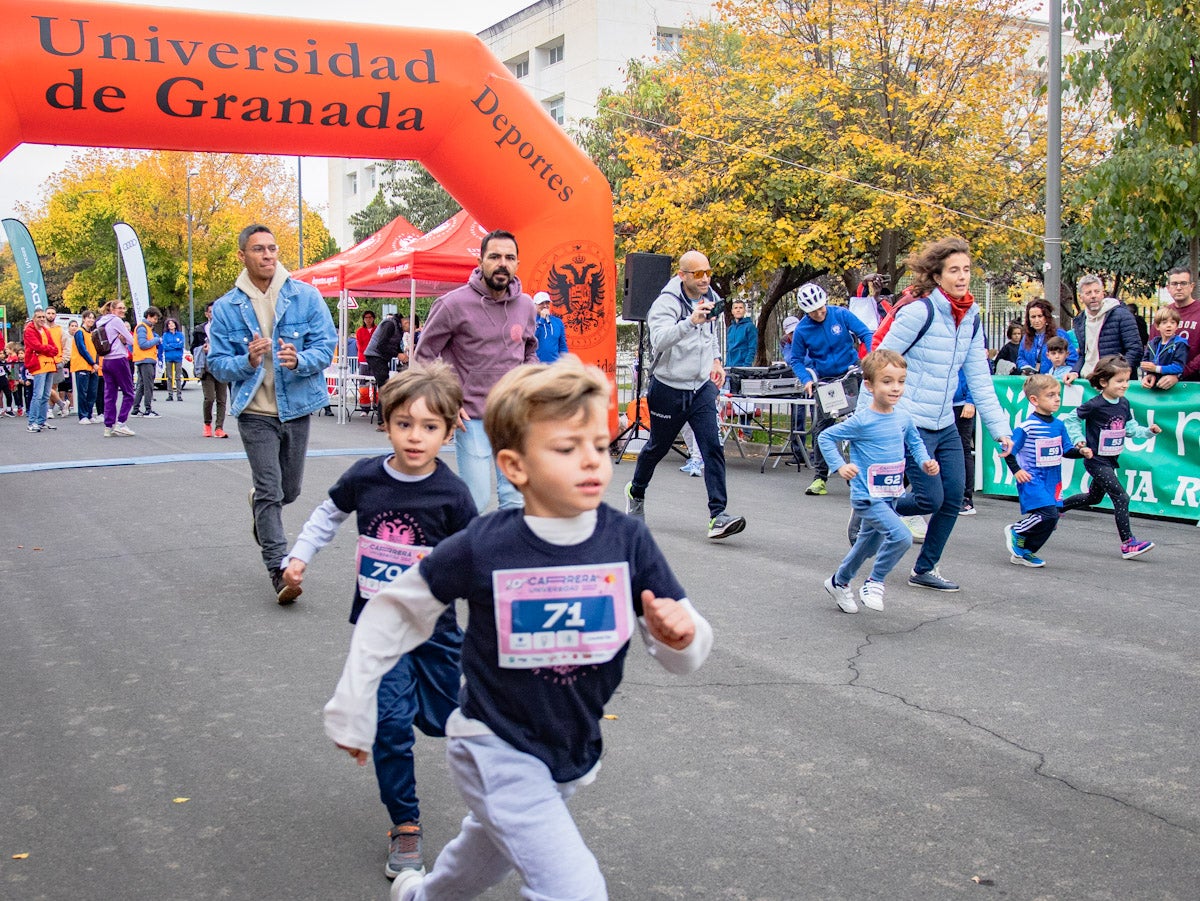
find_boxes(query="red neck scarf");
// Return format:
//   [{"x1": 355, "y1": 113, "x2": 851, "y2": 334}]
[{"x1": 943, "y1": 289, "x2": 975, "y2": 326}]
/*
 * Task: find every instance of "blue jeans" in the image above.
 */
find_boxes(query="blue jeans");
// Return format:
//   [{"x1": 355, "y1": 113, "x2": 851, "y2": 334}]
[
  {"x1": 456, "y1": 417, "x2": 522, "y2": 513},
  {"x1": 631, "y1": 378, "x2": 728, "y2": 518},
  {"x1": 239, "y1": 413, "x2": 311, "y2": 572},
  {"x1": 28, "y1": 371, "x2": 52, "y2": 427},
  {"x1": 836, "y1": 497, "x2": 912, "y2": 585},
  {"x1": 374, "y1": 621, "x2": 463, "y2": 824},
  {"x1": 75, "y1": 370, "x2": 99, "y2": 421},
  {"x1": 895, "y1": 424, "x2": 966, "y2": 575}
]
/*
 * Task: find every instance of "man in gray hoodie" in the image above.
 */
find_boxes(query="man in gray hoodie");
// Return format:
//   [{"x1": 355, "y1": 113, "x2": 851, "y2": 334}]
[
  {"x1": 625, "y1": 250, "x2": 747, "y2": 540},
  {"x1": 415, "y1": 229, "x2": 537, "y2": 512}
]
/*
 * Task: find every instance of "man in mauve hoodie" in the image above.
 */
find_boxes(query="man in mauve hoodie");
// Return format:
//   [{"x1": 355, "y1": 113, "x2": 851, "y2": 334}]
[{"x1": 415, "y1": 229, "x2": 537, "y2": 512}]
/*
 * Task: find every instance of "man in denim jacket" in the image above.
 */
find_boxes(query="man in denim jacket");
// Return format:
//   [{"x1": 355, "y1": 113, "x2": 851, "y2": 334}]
[{"x1": 208, "y1": 224, "x2": 337, "y2": 605}]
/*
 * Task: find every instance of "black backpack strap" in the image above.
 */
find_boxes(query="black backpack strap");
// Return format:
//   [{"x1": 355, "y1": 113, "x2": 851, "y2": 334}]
[{"x1": 900, "y1": 297, "x2": 936, "y2": 356}]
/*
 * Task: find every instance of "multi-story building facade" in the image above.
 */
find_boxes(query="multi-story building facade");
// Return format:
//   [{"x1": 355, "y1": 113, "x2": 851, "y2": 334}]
[{"x1": 325, "y1": 0, "x2": 715, "y2": 248}]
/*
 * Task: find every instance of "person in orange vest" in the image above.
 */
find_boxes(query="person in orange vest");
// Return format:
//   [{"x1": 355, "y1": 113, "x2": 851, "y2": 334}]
[
  {"x1": 70, "y1": 310, "x2": 103, "y2": 424},
  {"x1": 131, "y1": 306, "x2": 162, "y2": 417},
  {"x1": 44, "y1": 305, "x2": 71, "y2": 417}
]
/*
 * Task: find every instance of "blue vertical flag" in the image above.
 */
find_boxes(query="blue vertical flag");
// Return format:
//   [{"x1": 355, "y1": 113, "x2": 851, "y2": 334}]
[{"x1": 2, "y1": 218, "x2": 49, "y2": 317}]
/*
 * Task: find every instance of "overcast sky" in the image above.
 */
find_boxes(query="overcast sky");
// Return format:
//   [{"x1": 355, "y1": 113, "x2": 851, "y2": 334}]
[{"x1": 0, "y1": 0, "x2": 533, "y2": 228}]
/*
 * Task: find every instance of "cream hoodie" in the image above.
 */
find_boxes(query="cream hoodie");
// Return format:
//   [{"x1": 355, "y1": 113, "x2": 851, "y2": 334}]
[{"x1": 236, "y1": 264, "x2": 289, "y2": 416}]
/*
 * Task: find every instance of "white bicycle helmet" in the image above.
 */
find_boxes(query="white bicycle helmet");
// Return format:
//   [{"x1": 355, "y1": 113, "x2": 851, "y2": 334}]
[{"x1": 797, "y1": 283, "x2": 828, "y2": 313}]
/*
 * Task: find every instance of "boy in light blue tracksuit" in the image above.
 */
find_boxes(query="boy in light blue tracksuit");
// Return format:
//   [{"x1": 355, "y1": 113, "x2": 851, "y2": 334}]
[{"x1": 819, "y1": 349, "x2": 937, "y2": 613}]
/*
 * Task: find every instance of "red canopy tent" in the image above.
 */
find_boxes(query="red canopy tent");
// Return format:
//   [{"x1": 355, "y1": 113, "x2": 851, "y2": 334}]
[
  {"x1": 290, "y1": 214, "x2": 422, "y2": 296},
  {"x1": 341, "y1": 209, "x2": 488, "y2": 297}
]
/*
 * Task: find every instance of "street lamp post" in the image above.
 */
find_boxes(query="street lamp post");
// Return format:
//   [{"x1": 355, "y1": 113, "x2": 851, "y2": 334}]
[{"x1": 186, "y1": 169, "x2": 199, "y2": 336}]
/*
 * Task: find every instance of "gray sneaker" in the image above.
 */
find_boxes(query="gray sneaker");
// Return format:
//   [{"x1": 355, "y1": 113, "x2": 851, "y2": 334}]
[
  {"x1": 707, "y1": 512, "x2": 746, "y2": 540},
  {"x1": 385, "y1": 821, "x2": 425, "y2": 880},
  {"x1": 624, "y1": 483, "x2": 645, "y2": 519},
  {"x1": 908, "y1": 567, "x2": 960, "y2": 592}
]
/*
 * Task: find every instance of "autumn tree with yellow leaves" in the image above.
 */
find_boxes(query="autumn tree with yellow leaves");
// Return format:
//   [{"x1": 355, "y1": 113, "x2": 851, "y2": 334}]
[
  {"x1": 582, "y1": 0, "x2": 1106, "y2": 360},
  {"x1": 1, "y1": 151, "x2": 332, "y2": 323}
]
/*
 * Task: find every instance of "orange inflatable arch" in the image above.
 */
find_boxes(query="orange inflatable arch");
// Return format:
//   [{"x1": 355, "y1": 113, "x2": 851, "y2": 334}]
[{"x1": 0, "y1": 0, "x2": 617, "y2": 405}]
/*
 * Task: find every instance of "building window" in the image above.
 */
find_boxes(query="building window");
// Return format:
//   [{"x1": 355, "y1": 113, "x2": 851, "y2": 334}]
[
  {"x1": 510, "y1": 56, "x2": 529, "y2": 79},
  {"x1": 656, "y1": 29, "x2": 681, "y2": 54},
  {"x1": 347, "y1": 172, "x2": 358, "y2": 195},
  {"x1": 546, "y1": 42, "x2": 564, "y2": 66},
  {"x1": 547, "y1": 96, "x2": 565, "y2": 125},
  {"x1": 366, "y1": 165, "x2": 376, "y2": 190}
]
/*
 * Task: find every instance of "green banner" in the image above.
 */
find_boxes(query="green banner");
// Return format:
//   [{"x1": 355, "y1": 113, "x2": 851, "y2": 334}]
[
  {"x1": 2, "y1": 217, "x2": 48, "y2": 318},
  {"x1": 979, "y1": 376, "x2": 1200, "y2": 522}
]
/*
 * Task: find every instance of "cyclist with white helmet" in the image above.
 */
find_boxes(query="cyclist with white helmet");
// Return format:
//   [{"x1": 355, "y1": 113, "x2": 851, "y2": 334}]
[{"x1": 786, "y1": 283, "x2": 875, "y2": 496}]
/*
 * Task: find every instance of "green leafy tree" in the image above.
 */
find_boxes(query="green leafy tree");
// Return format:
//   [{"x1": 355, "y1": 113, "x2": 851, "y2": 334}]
[
  {"x1": 579, "y1": 0, "x2": 1106, "y2": 362},
  {"x1": 348, "y1": 162, "x2": 461, "y2": 244},
  {"x1": 348, "y1": 190, "x2": 395, "y2": 244},
  {"x1": 381, "y1": 161, "x2": 461, "y2": 232},
  {"x1": 4, "y1": 151, "x2": 333, "y2": 321},
  {"x1": 1066, "y1": 0, "x2": 1200, "y2": 280}
]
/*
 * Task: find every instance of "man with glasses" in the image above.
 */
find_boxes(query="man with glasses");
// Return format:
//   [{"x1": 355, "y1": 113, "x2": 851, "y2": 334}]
[
  {"x1": 208, "y1": 224, "x2": 337, "y2": 605},
  {"x1": 624, "y1": 250, "x2": 747, "y2": 540},
  {"x1": 1151, "y1": 267, "x2": 1200, "y2": 386}
]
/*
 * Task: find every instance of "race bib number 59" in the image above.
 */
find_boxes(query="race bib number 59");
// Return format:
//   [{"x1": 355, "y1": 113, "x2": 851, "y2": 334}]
[{"x1": 492, "y1": 562, "x2": 635, "y2": 669}]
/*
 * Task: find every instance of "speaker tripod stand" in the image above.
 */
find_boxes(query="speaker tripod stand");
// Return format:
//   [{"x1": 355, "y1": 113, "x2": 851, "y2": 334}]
[{"x1": 610, "y1": 321, "x2": 649, "y2": 461}]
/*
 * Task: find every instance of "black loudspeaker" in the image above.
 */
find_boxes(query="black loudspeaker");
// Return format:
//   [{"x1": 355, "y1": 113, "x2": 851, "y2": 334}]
[{"x1": 622, "y1": 252, "x2": 673, "y2": 321}]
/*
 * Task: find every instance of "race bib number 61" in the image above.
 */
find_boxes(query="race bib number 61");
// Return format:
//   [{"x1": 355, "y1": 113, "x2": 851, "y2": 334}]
[{"x1": 492, "y1": 562, "x2": 635, "y2": 669}]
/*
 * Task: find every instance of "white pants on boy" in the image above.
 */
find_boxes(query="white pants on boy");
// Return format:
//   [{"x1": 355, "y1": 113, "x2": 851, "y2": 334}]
[{"x1": 404, "y1": 732, "x2": 607, "y2": 901}]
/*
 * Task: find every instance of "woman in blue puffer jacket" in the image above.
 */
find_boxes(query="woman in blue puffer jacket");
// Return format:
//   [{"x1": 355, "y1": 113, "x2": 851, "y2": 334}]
[
  {"x1": 161, "y1": 317, "x2": 186, "y2": 401},
  {"x1": 1016, "y1": 298, "x2": 1077, "y2": 373},
  {"x1": 877, "y1": 237, "x2": 1013, "y2": 593}
]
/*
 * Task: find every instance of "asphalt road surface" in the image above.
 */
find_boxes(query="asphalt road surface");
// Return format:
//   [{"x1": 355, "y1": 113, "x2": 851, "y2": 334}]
[{"x1": 2, "y1": 396, "x2": 1197, "y2": 900}]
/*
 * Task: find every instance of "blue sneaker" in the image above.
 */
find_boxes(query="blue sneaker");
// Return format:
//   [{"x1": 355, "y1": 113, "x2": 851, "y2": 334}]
[{"x1": 1007, "y1": 525, "x2": 1044, "y2": 567}]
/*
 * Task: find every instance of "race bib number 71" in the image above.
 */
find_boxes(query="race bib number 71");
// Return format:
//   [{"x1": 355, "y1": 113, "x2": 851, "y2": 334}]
[{"x1": 492, "y1": 562, "x2": 635, "y2": 669}]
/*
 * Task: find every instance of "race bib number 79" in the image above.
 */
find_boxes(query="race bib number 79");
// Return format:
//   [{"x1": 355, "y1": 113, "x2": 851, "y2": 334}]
[
  {"x1": 492, "y1": 562, "x2": 635, "y2": 669},
  {"x1": 356, "y1": 535, "x2": 431, "y2": 600}
]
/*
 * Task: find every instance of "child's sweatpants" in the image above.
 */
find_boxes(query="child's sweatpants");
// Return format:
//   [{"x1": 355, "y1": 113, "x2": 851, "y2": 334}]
[
  {"x1": 1061, "y1": 459, "x2": 1131, "y2": 542},
  {"x1": 835, "y1": 497, "x2": 912, "y2": 586},
  {"x1": 1009, "y1": 505, "x2": 1059, "y2": 554},
  {"x1": 410, "y1": 733, "x2": 607, "y2": 901}
]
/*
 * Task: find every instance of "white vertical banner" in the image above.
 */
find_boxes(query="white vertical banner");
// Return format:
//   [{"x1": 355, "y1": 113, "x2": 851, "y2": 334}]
[{"x1": 113, "y1": 221, "x2": 151, "y2": 321}]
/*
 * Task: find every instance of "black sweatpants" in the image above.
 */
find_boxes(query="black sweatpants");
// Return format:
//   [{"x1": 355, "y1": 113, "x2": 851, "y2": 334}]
[
  {"x1": 1061, "y1": 459, "x2": 1131, "y2": 542},
  {"x1": 1009, "y1": 505, "x2": 1059, "y2": 554}
]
